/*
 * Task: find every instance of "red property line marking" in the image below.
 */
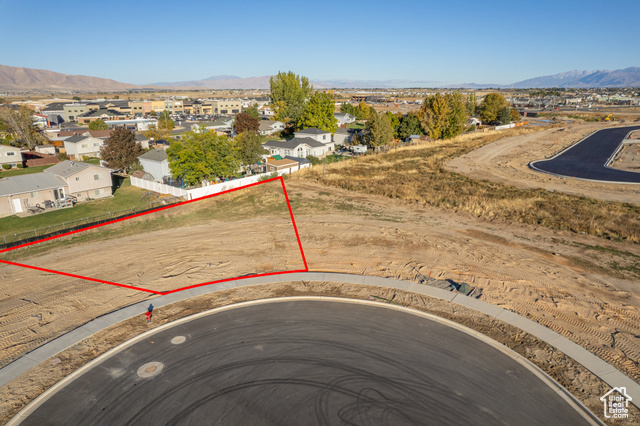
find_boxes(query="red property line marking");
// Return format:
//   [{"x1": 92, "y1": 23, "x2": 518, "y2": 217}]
[{"x1": 0, "y1": 176, "x2": 308, "y2": 295}]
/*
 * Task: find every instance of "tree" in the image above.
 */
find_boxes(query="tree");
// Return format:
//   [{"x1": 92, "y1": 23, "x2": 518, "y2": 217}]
[
  {"x1": 355, "y1": 101, "x2": 370, "y2": 120},
  {"x1": 297, "y1": 92, "x2": 338, "y2": 133},
  {"x1": 269, "y1": 71, "x2": 313, "y2": 125},
  {"x1": 510, "y1": 108, "x2": 521, "y2": 122},
  {"x1": 144, "y1": 124, "x2": 172, "y2": 144},
  {"x1": 0, "y1": 105, "x2": 43, "y2": 149},
  {"x1": 340, "y1": 103, "x2": 356, "y2": 116},
  {"x1": 88, "y1": 119, "x2": 108, "y2": 130},
  {"x1": 235, "y1": 131, "x2": 268, "y2": 166},
  {"x1": 114, "y1": 95, "x2": 120, "y2": 99},
  {"x1": 72, "y1": 96, "x2": 81, "y2": 101},
  {"x1": 397, "y1": 113, "x2": 424, "y2": 140},
  {"x1": 363, "y1": 112, "x2": 394, "y2": 147},
  {"x1": 466, "y1": 93, "x2": 477, "y2": 116},
  {"x1": 419, "y1": 92, "x2": 467, "y2": 139},
  {"x1": 158, "y1": 110, "x2": 174, "y2": 131},
  {"x1": 100, "y1": 127, "x2": 145, "y2": 174},
  {"x1": 497, "y1": 107, "x2": 512, "y2": 125},
  {"x1": 167, "y1": 131, "x2": 240, "y2": 186},
  {"x1": 234, "y1": 112, "x2": 260, "y2": 134},
  {"x1": 244, "y1": 105, "x2": 260, "y2": 120},
  {"x1": 479, "y1": 93, "x2": 509, "y2": 123},
  {"x1": 385, "y1": 111, "x2": 401, "y2": 138}
]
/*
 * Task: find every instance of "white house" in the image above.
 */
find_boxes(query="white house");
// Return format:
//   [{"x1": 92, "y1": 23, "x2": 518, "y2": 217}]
[
  {"x1": 63, "y1": 134, "x2": 105, "y2": 160},
  {"x1": 332, "y1": 127, "x2": 351, "y2": 145},
  {"x1": 0, "y1": 145, "x2": 23, "y2": 168},
  {"x1": 258, "y1": 120, "x2": 285, "y2": 136},
  {"x1": 262, "y1": 137, "x2": 333, "y2": 159},
  {"x1": 294, "y1": 128, "x2": 333, "y2": 144},
  {"x1": 259, "y1": 105, "x2": 274, "y2": 118},
  {"x1": 334, "y1": 112, "x2": 356, "y2": 126},
  {"x1": 138, "y1": 149, "x2": 171, "y2": 183}
]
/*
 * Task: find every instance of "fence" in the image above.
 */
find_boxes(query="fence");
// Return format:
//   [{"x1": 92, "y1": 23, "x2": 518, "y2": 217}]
[
  {"x1": 0, "y1": 199, "x2": 175, "y2": 249},
  {"x1": 131, "y1": 164, "x2": 310, "y2": 201}
]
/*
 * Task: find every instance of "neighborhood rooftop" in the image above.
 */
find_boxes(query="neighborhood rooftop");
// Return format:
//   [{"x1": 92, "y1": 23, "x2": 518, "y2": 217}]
[
  {"x1": 0, "y1": 173, "x2": 66, "y2": 198},
  {"x1": 44, "y1": 160, "x2": 102, "y2": 178},
  {"x1": 263, "y1": 137, "x2": 326, "y2": 149},
  {"x1": 138, "y1": 149, "x2": 168, "y2": 162}
]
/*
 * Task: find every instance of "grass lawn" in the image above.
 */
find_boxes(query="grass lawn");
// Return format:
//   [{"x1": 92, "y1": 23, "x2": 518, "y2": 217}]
[
  {"x1": 0, "y1": 164, "x2": 51, "y2": 177},
  {"x1": 0, "y1": 178, "x2": 152, "y2": 241},
  {"x1": 347, "y1": 123, "x2": 365, "y2": 129}
]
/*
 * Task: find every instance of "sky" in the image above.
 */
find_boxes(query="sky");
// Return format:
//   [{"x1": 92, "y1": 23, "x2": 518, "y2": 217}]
[{"x1": 1, "y1": 0, "x2": 639, "y2": 86}]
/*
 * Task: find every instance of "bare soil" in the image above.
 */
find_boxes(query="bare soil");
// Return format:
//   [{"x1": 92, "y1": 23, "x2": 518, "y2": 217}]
[
  {"x1": 445, "y1": 122, "x2": 640, "y2": 204},
  {"x1": 1, "y1": 170, "x2": 640, "y2": 423},
  {"x1": 610, "y1": 142, "x2": 640, "y2": 173}
]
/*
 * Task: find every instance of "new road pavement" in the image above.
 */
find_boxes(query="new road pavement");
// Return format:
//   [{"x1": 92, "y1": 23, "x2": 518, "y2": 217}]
[
  {"x1": 530, "y1": 125, "x2": 640, "y2": 183},
  {"x1": 16, "y1": 300, "x2": 593, "y2": 425}
]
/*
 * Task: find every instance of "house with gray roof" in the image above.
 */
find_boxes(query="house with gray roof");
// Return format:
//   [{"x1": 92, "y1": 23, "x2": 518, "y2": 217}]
[
  {"x1": 262, "y1": 136, "x2": 334, "y2": 159},
  {"x1": 63, "y1": 134, "x2": 105, "y2": 160},
  {"x1": 334, "y1": 112, "x2": 356, "y2": 126},
  {"x1": 43, "y1": 160, "x2": 114, "y2": 202},
  {"x1": 0, "y1": 172, "x2": 67, "y2": 216},
  {"x1": 0, "y1": 145, "x2": 23, "y2": 168},
  {"x1": 138, "y1": 149, "x2": 171, "y2": 183},
  {"x1": 258, "y1": 120, "x2": 284, "y2": 136},
  {"x1": 294, "y1": 128, "x2": 332, "y2": 144}
]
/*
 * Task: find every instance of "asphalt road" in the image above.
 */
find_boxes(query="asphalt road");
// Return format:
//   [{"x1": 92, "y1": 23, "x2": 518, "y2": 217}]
[
  {"x1": 530, "y1": 125, "x2": 640, "y2": 182},
  {"x1": 18, "y1": 301, "x2": 591, "y2": 425}
]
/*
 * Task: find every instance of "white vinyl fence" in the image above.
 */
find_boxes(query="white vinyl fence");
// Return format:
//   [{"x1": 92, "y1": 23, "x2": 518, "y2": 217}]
[{"x1": 131, "y1": 163, "x2": 310, "y2": 201}]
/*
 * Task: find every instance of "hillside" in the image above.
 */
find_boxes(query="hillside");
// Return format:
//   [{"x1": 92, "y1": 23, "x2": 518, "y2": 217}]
[{"x1": 0, "y1": 64, "x2": 137, "y2": 92}]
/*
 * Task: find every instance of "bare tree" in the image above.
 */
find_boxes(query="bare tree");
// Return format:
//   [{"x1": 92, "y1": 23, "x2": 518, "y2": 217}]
[{"x1": 0, "y1": 105, "x2": 43, "y2": 149}]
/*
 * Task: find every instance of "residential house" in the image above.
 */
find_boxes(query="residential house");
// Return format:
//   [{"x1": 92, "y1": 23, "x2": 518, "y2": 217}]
[
  {"x1": 0, "y1": 160, "x2": 113, "y2": 216},
  {"x1": 259, "y1": 105, "x2": 274, "y2": 118},
  {"x1": 294, "y1": 128, "x2": 332, "y2": 144},
  {"x1": 138, "y1": 149, "x2": 171, "y2": 183},
  {"x1": 332, "y1": 127, "x2": 351, "y2": 145},
  {"x1": 0, "y1": 145, "x2": 23, "y2": 168},
  {"x1": 0, "y1": 172, "x2": 68, "y2": 216},
  {"x1": 134, "y1": 134, "x2": 151, "y2": 149},
  {"x1": 195, "y1": 116, "x2": 235, "y2": 133},
  {"x1": 44, "y1": 160, "x2": 113, "y2": 202},
  {"x1": 35, "y1": 145, "x2": 57, "y2": 155},
  {"x1": 262, "y1": 137, "x2": 333, "y2": 159},
  {"x1": 258, "y1": 120, "x2": 284, "y2": 136},
  {"x1": 334, "y1": 112, "x2": 356, "y2": 126},
  {"x1": 63, "y1": 134, "x2": 105, "y2": 160}
]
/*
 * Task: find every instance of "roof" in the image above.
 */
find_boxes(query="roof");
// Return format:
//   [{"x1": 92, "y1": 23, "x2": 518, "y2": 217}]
[
  {"x1": 64, "y1": 134, "x2": 89, "y2": 143},
  {"x1": 44, "y1": 160, "x2": 110, "y2": 178},
  {"x1": 77, "y1": 108, "x2": 123, "y2": 118},
  {"x1": 335, "y1": 127, "x2": 349, "y2": 134},
  {"x1": 0, "y1": 172, "x2": 67, "y2": 197},
  {"x1": 87, "y1": 130, "x2": 113, "y2": 139},
  {"x1": 296, "y1": 128, "x2": 331, "y2": 135},
  {"x1": 284, "y1": 155, "x2": 310, "y2": 165},
  {"x1": 267, "y1": 158, "x2": 298, "y2": 167},
  {"x1": 258, "y1": 121, "x2": 281, "y2": 131},
  {"x1": 0, "y1": 145, "x2": 20, "y2": 152},
  {"x1": 138, "y1": 149, "x2": 168, "y2": 162},
  {"x1": 262, "y1": 137, "x2": 326, "y2": 149},
  {"x1": 135, "y1": 133, "x2": 149, "y2": 141}
]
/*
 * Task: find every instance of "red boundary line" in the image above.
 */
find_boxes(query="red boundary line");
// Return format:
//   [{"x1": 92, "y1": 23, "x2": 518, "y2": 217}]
[{"x1": 0, "y1": 176, "x2": 308, "y2": 295}]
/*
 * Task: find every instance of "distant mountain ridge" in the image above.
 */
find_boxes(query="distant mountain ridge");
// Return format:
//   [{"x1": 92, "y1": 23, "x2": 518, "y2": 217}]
[
  {"x1": 1, "y1": 64, "x2": 639, "y2": 91},
  {"x1": 444, "y1": 67, "x2": 640, "y2": 89}
]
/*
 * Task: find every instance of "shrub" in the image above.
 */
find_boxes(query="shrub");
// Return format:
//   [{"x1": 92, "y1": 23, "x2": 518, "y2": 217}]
[
  {"x1": 16, "y1": 163, "x2": 23, "y2": 169},
  {"x1": 2, "y1": 164, "x2": 10, "y2": 170}
]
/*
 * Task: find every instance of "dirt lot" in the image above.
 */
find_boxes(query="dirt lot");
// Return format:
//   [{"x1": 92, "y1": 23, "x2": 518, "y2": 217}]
[
  {"x1": 610, "y1": 141, "x2": 640, "y2": 173},
  {"x1": 445, "y1": 122, "x2": 640, "y2": 204},
  {"x1": 1, "y1": 158, "x2": 640, "y2": 422}
]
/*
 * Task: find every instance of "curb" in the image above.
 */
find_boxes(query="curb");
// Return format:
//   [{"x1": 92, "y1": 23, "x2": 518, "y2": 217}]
[
  {"x1": 8, "y1": 297, "x2": 601, "y2": 426},
  {"x1": 1, "y1": 272, "x2": 638, "y2": 411}
]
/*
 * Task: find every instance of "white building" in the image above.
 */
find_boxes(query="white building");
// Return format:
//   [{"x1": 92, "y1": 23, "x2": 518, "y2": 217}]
[
  {"x1": 0, "y1": 145, "x2": 23, "y2": 168},
  {"x1": 138, "y1": 149, "x2": 171, "y2": 183}
]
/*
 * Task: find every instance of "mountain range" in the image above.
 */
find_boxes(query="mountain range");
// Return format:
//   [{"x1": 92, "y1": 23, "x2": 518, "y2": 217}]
[{"x1": 0, "y1": 64, "x2": 639, "y2": 92}]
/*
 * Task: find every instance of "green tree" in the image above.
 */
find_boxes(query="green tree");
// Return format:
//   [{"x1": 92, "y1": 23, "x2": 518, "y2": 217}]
[
  {"x1": 466, "y1": 93, "x2": 477, "y2": 116},
  {"x1": 497, "y1": 107, "x2": 512, "y2": 125},
  {"x1": 397, "y1": 113, "x2": 423, "y2": 140},
  {"x1": 244, "y1": 105, "x2": 260, "y2": 120},
  {"x1": 114, "y1": 95, "x2": 120, "y2": 99},
  {"x1": 269, "y1": 71, "x2": 313, "y2": 125},
  {"x1": 363, "y1": 112, "x2": 394, "y2": 147},
  {"x1": 479, "y1": 93, "x2": 509, "y2": 123},
  {"x1": 419, "y1": 92, "x2": 467, "y2": 139},
  {"x1": 100, "y1": 127, "x2": 145, "y2": 174},
  {"x1": 235, "y1": 131, "x2": 267, "y2": 166},
  {"x1": 88, "y1": 119, "x2": 108, "y2": 130},
  {"x1": 340, "y1": 103, "x2": 356, "y2": 116},
  {"x1": 144, "y1": 124, "x2": 173, "y2": 144},
  {"x1": 72, "y1": 96, "x2": 81, "y2": 101},
  {"x1": 167, "y1": 131, "x2": 240, "y2": 186},
  {"x1": 297, "y1": 92, "x2": 338, "y2": 133},
  {"x1": 385, "y1": 111, "x2": 401, "y2": 138},
  {"x1": 234, "y1": 112, "x2": 260, "y2": 134},
  {"x1": 158, "y1": 110, "x2": 175, "y2": 131}
]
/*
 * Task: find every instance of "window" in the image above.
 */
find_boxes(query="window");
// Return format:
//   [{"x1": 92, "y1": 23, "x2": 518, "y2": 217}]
[
  {"x1": 323, "y1": 135, "x2": 326, "y2": 140},
  {"x1": 93, "y1": 143, "x2": 99, "y2": 147},
  {"x1": 6, "y1": 152, "x2": 15, "y2": 156},
  {"x1": 75, "y1": 177, "x2": 80, "y2": 181},
  {"x1": 30, "y1": 192, "x2": 37, "y2": 198},
  {"x1": 95, "y1": 189, "x2": 102, "y2": 196},
  {"x1": 82, "y1": 144, "x2": 87, "y2": 148},
  {"x1": 94, "y1": 174, "x2": 100, "y2": 180}
]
